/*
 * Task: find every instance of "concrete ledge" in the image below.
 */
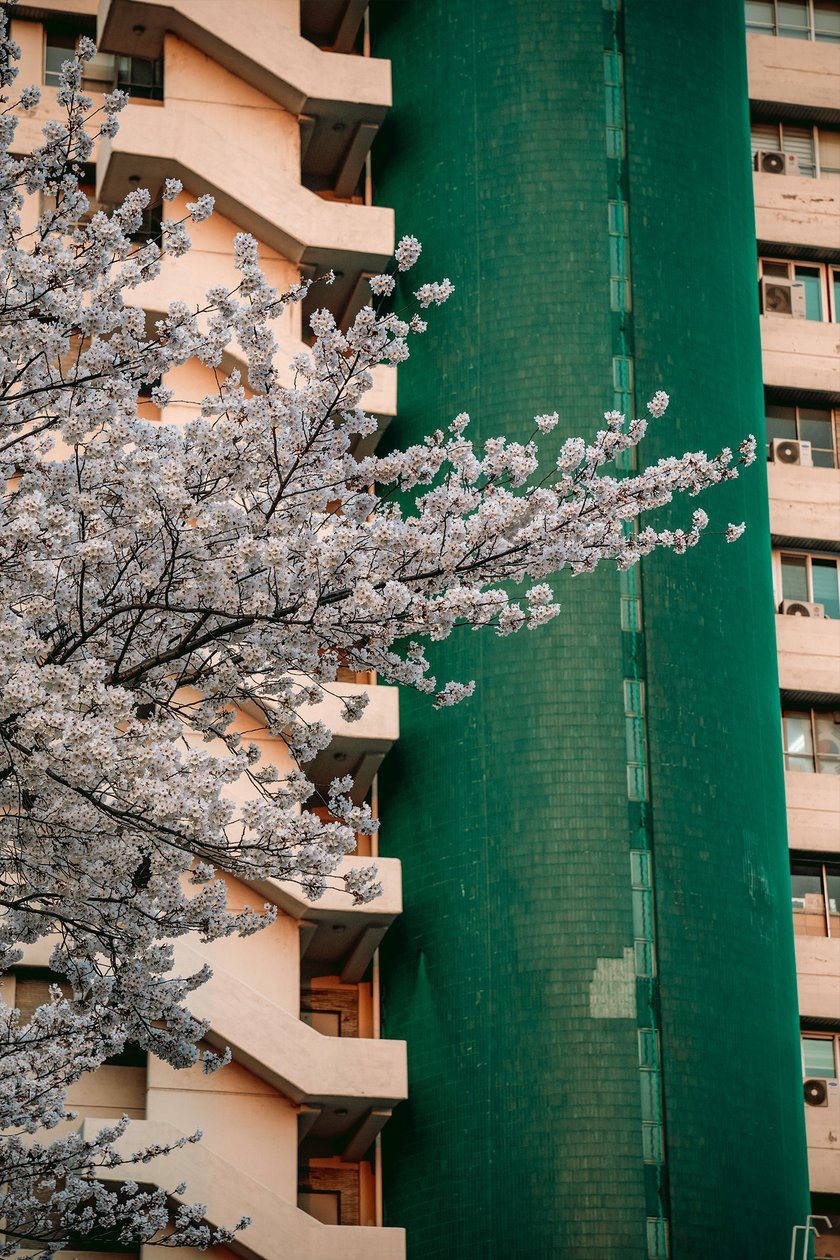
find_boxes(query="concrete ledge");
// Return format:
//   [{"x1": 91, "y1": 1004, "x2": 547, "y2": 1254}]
[
  {"x1": 173, "y1": 940, "x2": 407, "y2": 1109},
  {"x1": 761, "y1": 316, "x2": 840, "y2": 394},
  {"x1": 97, "y1": 103, "x2": 394, "y2": 271},
  {"x1": 787, "y1": 771, "x2": 840, "y2": 855},
  {"x1": 82, "y1": 1117, "x2": 406, "y2": 1260},
  {"x1": 98, "y1": 0, "x2": 392, "y2": 116},
  {"x1": 776, "y1": 613, "x2": 840, "y2": 697},
  {"x1": 769, "y1": 465, "x2": 840, "y2": 548},
  {"x1": 796, "y1": 936, "x2": 840, "y2": 1019},
  {"x1": 754, "y1": 172, "x2": 840, "y2": 253},
  {"x1": 748, "y1": 33, "x2": 840, "y2": 120}
]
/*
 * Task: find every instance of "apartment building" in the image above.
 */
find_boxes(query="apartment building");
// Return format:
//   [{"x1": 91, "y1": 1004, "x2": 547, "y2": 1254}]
[
  {"x1": 373, "y1": 1, "x2": 829, "y2": 1257},
  {"x1": 5, "y1": 2, "x2": 407, "y2": 1256},
  {"x1": 746, "y1": 3, "x2": 840, "y2": 1251}
]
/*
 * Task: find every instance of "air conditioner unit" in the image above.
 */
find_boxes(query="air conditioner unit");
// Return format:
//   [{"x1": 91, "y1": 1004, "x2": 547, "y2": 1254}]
[
  {"x1": 761, "y1": 277, "x2": 806, "y2": 318},
  {"x1": 754, "y1": 150, "x2": 800, "y2": 176},
  {"x1": 769, "y1": 437, "x2": 813, "y2": 466},
  {"x1": 779, "y1": 599, "x2": 826, "y2": 617},
  {"x1": 804, "y1": 1078, "x2": 829, "y2": 1107}
]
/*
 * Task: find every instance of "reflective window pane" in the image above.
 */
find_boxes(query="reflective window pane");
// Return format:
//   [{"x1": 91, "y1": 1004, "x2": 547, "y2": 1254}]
[
  {"x1": 779, "y1": 0, "x2": 811, "y2": 34},
  {"x1": 815, "y1": 712, "x2": 840, "y2": 772},
  {"x1": 803, "y1": 1037, "x2": 837, "y2": 1078},
  {"x1": 795, "y1": 266, "x2": 824, "y2": 320},
  {"x1": 826, "y1": 867, "x2": 840, "y2": 935},
  {"x1": 791, "y1": 861, "x2": 823, "y2": 904},
  {"x1": 783, "y1": 712, "x2": 814, "y2": 771},
  {"x1": 746, "y1": 0, "x2": 775, "y2": 28},
  {"x1": 766, "y1": 403, "x2": 797, "y2": 444},
  {"x1": 781, "y1": 554, "x2": 809, "y2": 602},
  {"x1": 813, "y1": 558, "x2": 840, "y2": 619},
  {"x1": 815, "y1": 0, "x2": 840, "y2": 39}
]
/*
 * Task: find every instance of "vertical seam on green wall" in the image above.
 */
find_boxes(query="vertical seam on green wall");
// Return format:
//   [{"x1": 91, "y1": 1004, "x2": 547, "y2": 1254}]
[{"x1": 604, "y1": 2, "x2": 671, "y2": 1256}]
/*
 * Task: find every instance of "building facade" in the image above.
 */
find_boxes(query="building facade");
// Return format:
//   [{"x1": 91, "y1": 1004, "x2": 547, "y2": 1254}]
[
  {"x1": 746, "y1": 3, "x2": 840, "y2": 1252},
  {"x1": 1, "y1": 2, "x2": 838, "y2": 1258},
  {"x1": 6, "y1": 2, "x2": 407, "y2": 1257},
  {"x1": 373, "y1": 1, "x2": 835, "y2": 1257}
]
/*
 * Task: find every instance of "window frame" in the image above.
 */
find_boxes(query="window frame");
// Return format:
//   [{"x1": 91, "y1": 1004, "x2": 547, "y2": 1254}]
[
  {"x1": 782, "y1": 707, "x2": 840, "y2": 774},
  {"x1": 750, "y1": 119, "x2": 840, "y2": 178},
  {"x1": 746, "y1": 0, "x2": 840, "y2": 41},
  {"x1": 790, "y1": 858, "x2": 840, "y2": 936},
  {"x1": 765, "y1": 400, "x2": 839, "y2": 467},
  {"x1": 777, "y1": 549, "x2": 840, "y2": 616},
  {"x1": 802, "y1": 1032, "x2": 840, "y2": 1080},
  {"x1": 43, "y1": 23, "x2": 164, "y2": 100},
  {"x1": 759, "y1": 256, "x2": 838, "y2": 322}
]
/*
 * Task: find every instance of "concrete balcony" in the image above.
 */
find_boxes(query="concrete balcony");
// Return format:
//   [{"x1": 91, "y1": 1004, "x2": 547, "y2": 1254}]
[
  {"x1": 776, "y1": 613, "x2": 840, "y2": 699},
  {"x1": 796, "y1": 936, "x2": 840, "y2": 1019},
  {"x1": 172, "y1": 939, "x2": 406, "y2": 1147},
  {"x1": 761, "y1": 316, "x2": 840, "y2": 395},
  {"x1": 255, "y1": 853, "x2": 403, "y2": 984},
  {"x1": 768, "y1": 464, "x2": 840, "y2": 548},
  {"x1": 787, "y1": 771, "x2": 840, "y2": 854},
  {"x1": 83, "y1": 1117, "x2": 406, "y2": 1260},
  {"x1": 96, "y1": 99, "x2": 394, "y2": 304},
  {"x1": 754, "y1": 172, "x2": 840, "y2": 253},
  {"x1": 136, "y1": 258, "x2": 398, "y2": 422},
  {"x1": 98, "y1": 0, "x2": 391, "y2": 192},
  {"x1": 804, "y1": 1084, "x2": 840, "y2": 1196},
  {"x1": 748, "y1": 33, "x2": 840, "y2": 122},
  {"x1": 287, "y1": 680, "x2": 399, "y2": 805}
]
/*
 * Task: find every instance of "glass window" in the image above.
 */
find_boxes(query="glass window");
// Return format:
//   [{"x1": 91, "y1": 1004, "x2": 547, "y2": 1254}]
[
  {"x1": 815, "y1": 711, "x2": 840, "y2": 773},
  {"x1": 781, "y1": 554, "x2": 809, "y2": 602},
  {"x1": 778, "y1": 0, "x2": 811, "y2": 35},
  {"x1": 812, "y1": 558, "x2": 840, "y2": 619},
  {"x1": 44, "y1": 28, "x2": 75, "y2": 87},
  {"x1": 116, "y1": 54, "x2": 164, "y2": 101},
  {"x1": 795, "y1": 265, "x2": 824, "y2": 319},
  {"x1": 791, "y1": 860, "x2": 825, "y2": 918},
  {"x1": 820, "y1": 129, "x2": 840, "y2": 175},
  {"x1": 827, "y1": 868, "x2": 840, "y2": 933},
  {"x1": 783, "y1": 124, "x2": 816, "y2": 176},
  {"x1": 797, "y1": 406, "x2": 836, "y2": 467},
  {"x1": 832, "y1": 268, "x2": 840, "y2": 321},
  {"x1": 783, "y1": 710, "x2": 815, "y2": 772},
  {"x1": 765, "y1": 403, "x2": 797, "y2": 443},
  {"x1": 746, "y1": 0, "x2": 775, "y2": 30},
  {"x1": 803, "y1": 1036, "x2": 837, "y2": 1078},
  {"x1": 815, "y1": 0, "x2": 840, "y2": 39},
  {"x1": 751, "y1": 121, "x2": 781, "y2": 158}
]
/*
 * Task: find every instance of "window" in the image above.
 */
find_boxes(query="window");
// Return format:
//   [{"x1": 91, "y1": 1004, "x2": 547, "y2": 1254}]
[
  {"x1": 802, "y1": 1034, "x2": 839, "y2": 1079},
  {"x1": 791, "y1": 859, "x2": 840, "y2": 935},
  {"x1": 766, "y1": 401, "x2": 838, "y2": 467},
  {"x1": 115, "y1": 53, "x2": 164, "y2": 100},
  {"x1": 759, "y1": 258, "x2": 840, "y2": 322},
  {"x1": 44, "y1": 22, "x2": 163, "y2": 100},
  {"x1": 746, "y1": 0, "x2": 840, "y2": 40},
  {"x1": 782, "y1": 709, "x2": 840, "y2": 773},
  {"x1": 751, "y1": 121, "x2": 840, "y2": 178},
  {"x1": 299, "y1": 1191, "x2": 340, "y2": 1225},
  {"x1": 780, "y1": 552, "x2": 840, "y2": 617}
]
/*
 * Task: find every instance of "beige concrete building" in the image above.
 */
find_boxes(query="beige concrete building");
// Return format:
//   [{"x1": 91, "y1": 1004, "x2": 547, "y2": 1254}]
[
  {"x1": 747, "y1": 3, "x2": 840, "y2": 1235},
  {"x1": 5, "y1": 1, "x2": 405, "y2": 1255}
]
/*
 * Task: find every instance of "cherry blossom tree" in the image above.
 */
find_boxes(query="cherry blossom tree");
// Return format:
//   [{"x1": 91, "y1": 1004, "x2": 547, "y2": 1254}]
[{"x1": 0, "y1": 16, "x2": 754, "y2": 1255}]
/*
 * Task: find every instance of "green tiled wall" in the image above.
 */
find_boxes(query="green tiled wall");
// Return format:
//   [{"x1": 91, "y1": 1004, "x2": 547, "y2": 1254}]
[{"x1": 371, "y1": 2, "x2": 809, "y2": 1256}]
